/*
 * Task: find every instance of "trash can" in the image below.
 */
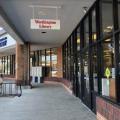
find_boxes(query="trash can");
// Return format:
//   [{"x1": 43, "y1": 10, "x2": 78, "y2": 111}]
[{"x1": 40, "y1": 77, "x2": 44, "y2": 83}]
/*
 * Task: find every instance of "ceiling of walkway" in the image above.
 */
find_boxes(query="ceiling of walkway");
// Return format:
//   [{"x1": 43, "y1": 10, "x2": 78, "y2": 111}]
[{"x1": 0, "y1": 0, "x2": 95, "y2": 48}]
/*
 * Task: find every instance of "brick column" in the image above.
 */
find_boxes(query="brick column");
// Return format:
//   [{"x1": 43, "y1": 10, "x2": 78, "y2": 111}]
[
  {"x1": 23, "y1": 43, "x2": 30, "y2": 84},
  {"x1": 16, "y1": 43, "x2": 30, "y2": 85},
  {"x1": 57, "y1": 47, "x2": 63, "y2": 78}
]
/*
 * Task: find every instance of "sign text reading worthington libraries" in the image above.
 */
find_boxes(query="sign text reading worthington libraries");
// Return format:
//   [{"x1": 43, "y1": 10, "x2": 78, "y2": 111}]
[{"x1": 31, "y1": 19, "x2": 60, "y2": 30}]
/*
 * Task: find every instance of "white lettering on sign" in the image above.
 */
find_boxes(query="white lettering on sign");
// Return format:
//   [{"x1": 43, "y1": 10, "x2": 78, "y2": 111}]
[
  {"x1": 0, "y1": 37, "x2": 7, "y2": 47},
  {"x1": 31, "y1": 19, "x2": 60, "y2": 30},
  {"x1": 0, "y1": 34, "x2": 16, "y2": 49}
]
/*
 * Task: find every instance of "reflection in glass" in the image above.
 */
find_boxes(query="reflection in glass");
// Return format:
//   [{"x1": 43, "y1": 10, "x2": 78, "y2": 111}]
[
  {"x1": 83, "y1": 51, "x2": 89, "y2": 93},
  {"x1": 77, "y1": 27, "x2": 80, "y2": 51},
  {"x1": 0, "y1": 58, "x2": 2, "y2": 74},
  {"x1": 84, "y1": 17, "x2": 89, "y2": 47},
  {"x1": 92, "y1": 46, "x2": 98, "y2": 92},
  {"x1": 102, "y1": 37, "x2": 116, "y2": 100},
  {"x1": 0, "y1": 55, "x2": 15, "y2": 75},
  {"x1": 118, "y1": 0, "x2": 120, "y2": 28},
  {"x1": 5, "y1": 56, "x2": 7, "y2": 74},
  {"x1": 101, "y1": 0, "x2": 113, "y2": 37},
  {"x1": 41, "y1": 50, "x2": 45, "y2": 66},
  {"x1": 46, "y1": 49, "x2": 50, "y2": 67},
  {"x1": 92, "y1": 9, "x2": 97, "y2": 43},
  {"x1": 8, "y1": 56, "x2": 10, "y2": 75}
]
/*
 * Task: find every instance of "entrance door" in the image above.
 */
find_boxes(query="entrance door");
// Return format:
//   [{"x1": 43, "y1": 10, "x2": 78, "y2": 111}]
[
  {"x1": 77, "y1": 55, "x2": 81, "y2": 98},
  {"x1": 81, "y1": 50, "x2": 91, "y2": 108},
  {"x1": 91, "y1": 46, "x2": 98, "y2": 112}
]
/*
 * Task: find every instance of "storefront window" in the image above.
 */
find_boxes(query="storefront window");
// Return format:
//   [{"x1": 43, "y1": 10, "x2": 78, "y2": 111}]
[
  {"x1": 30, "y1": 48, "x2": 59, "y2": 77},
  {"x1": 63, "y1": 45, "x2": 66, "y2": 78},
  {"x1": 92, "y1": 9, "x2": 97, "y2": 43},
  {"x1": 101, "y1": 0, "x2": 113, "y2": 38},
  {"x1": 2, "y1": 57, "x2": 5, "y2": 74},
  {"x1": 4, "y1": 56, "x2": 7, "y2": 74},
  {"x1": 101, "y1": 37, "x2": 116, "y2": 100},
  {"x1": 51, "y1": 48, "x2": 57, "y2": 77},
  {"x1": 65, "y1": 42, "x2": 68, "y2": 79},
  {"x1": 41, "y1": 50, "x2": 45, "y2": 66},
  {"x1": 83, "y1": 51, "x2": 90, "y2": 93},
  {"x1": 77, "y1": 27, "x2": 80, "y2": 51},
  {"x1": 30, "y1": 52, "x2": 34, "y2": 66},
  {"x1": 46, "y1": 49, "x2": 50, "y2": 67},
  {"x1": 13, "y1": 55, "x2": 15, "y2": 75},
  {"x1": 81, "y1": 50, "x2": 91, "y2": 106},
  {"x1": 84, "y1": 17, "x2": 89, "y2": 47},
  {"x1": 8, "y1": 56, "x2": 10, "y2": 75},
  {"x1": 46, "y1": 49, "x2": 51, "y2": 77},
  {"x1": 0, "y1": 55, "x2": 15, "y2": 76},
  {"x1": 32, "y1": 52, "x2": 36, "y2": 66},
  {"x1": 0, "y1": 58, "x2": 2, "y2": 74},
  {"x1": 70, "y1": 36, "x2": 74, "y2": 81},
  {"x1": 39, "y1": 51, "x2": 41, "y2": 66},
  {"x1": 34, "y1": 51, "x2": 39, "y2": 66},
  {"x1": 34, "y1": 51, "x2": 37, "y2": 66},
  {"x1": 118, "y1": 0, "x2": 120, "y2": 28},
  {"x1": 92, "y1": 46, "x2": 98, "y2": 92},
  {"x1": 67, "y1": 39, "x2": 71, "y2": 80}
]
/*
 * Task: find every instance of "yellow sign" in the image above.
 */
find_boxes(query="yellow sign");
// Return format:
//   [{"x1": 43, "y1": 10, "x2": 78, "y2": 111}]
[{"x1": 105, "y1": 67, "x2": 111, "y2": 79}]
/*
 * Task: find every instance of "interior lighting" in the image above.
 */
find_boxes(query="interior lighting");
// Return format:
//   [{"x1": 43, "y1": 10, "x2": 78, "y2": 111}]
[
  {"x1": 92, "y1": 33, "x2": 96, "y2": 41},
  {"x1": 105, "y1": 39, "x2": 111, "y2": 42},
  {"x1": 41, "y1": 31, "x2": 47, "y2": 34},
  {"x1": 104, "y1": 26, "x2": 113, "y2": 33},
  {"x1": 107, "y1": 26, "x2": 113, "y2": 29},
  {"x1": 0, "y1": 27, "x2": 3, "y2": 31},
  {"x1": 77, "y1": 38, "x2": 80, "y2": 44},
  {"x1": 83, "y1": 6, "x2": 88, "y2": 13}
]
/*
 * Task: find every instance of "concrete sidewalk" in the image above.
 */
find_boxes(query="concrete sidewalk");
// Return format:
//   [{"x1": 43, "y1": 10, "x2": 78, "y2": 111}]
[{"x1": 0, "y1": 83, "x2": 96, "y2": 120}]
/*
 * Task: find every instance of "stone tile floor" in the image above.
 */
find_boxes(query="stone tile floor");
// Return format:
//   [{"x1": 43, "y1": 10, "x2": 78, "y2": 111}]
[{"x1": 0, "y1": 83, "x2": 96, "y2": 120}]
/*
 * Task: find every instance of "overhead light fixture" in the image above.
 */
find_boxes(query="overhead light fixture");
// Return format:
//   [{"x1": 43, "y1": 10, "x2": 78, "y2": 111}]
[
  {"x1": 83, "y1": 6, "x2": 88, "y2": 13},
  {"x1": 107, "y1": 26, "x2": 113, "y2": 29},
  {"x1": 104, "y1": 29, "x2": 112, "y2": 33},
  {"x1": 104, "y1": 26, "x2": 113, "y2": 33},
  {"x1": 77, "y1": 38, "x2": 80, "y2": 44},
  {"x1": 29, "y1": 5, "x2": 61, "y2": 9},
  {"x1": 0, "y1": 27, "x2": 3, "y2": 31},
  {"x1": 41, "y1": 31, "x2": 47, "y2": 34},
  {"x1": 92, "y1": 33, "x2": 97, "y2": 41},
  {"x1": 105, "y1": 39, "x2": 111, "y2": 42}
]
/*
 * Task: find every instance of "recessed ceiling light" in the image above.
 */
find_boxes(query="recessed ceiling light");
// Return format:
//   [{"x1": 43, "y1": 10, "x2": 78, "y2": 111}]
[
  {"x1": 77, "y1": 38, "x2": 80, "y2": 44},
  {"x1": 38, "y1": 11, "x2": 46, "y2": 16},
  {"x1": 41, "y1": 31, "x2": 47, "y2": 34},
  {"x1": 0, "y1": 27, "x2": 3, "y2": 31},
  {"x1": 83, "y1": 6, "x2": 88, "y2": 13},
  {"x1": 107, "y1": 26, "x2": 113, "y2": 29}
]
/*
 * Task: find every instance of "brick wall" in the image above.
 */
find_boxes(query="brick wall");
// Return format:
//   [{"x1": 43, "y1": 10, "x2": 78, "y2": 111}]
[
  {"x1": 23, "y1": 43, "x2": 30, "y2": 84},
  {"x1": 57, "y1": 47, "x2": 63, "y2": 78},
  {"x1": 96, "y1": 96, "x2": 120, "y2": 120},
  {"x1": 16, "y1": 43, "x2": 30, "y2": 84},
  {"x1": 16, "y1": 43, "x2": 24, "y2": 81}
]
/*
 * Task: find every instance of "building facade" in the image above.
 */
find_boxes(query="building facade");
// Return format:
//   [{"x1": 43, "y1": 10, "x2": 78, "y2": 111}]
[
  {"x1": 30, "y1": 47, "x2": 62, "y2": 78},
  {"x1": 62, "y1": 0, "x2": 120, "y2": 119}
]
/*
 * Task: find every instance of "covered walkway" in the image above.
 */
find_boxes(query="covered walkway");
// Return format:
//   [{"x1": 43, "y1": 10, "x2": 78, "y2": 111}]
[{"x1": 0, "y1": 83, "x2": 96, "y2": 120}]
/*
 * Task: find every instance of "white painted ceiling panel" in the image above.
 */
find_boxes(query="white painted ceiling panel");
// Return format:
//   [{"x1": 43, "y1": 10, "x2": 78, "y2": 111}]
[{"x1": 0, "y1": 0, "x2": 95, "y2": 48}]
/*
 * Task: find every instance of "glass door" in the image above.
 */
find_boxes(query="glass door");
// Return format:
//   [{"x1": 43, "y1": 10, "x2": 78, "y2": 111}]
[{"x1": 82, "y1": 50, "x2": 91, "y2": 108}]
